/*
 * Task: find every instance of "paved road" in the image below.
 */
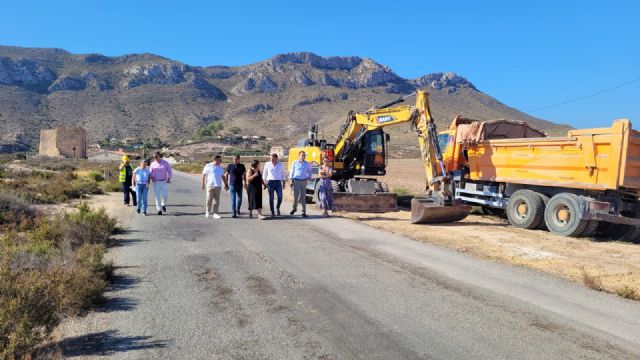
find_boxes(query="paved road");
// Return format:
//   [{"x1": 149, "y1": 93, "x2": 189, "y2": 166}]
[{"x1": 57, "y1": 171, "x2": 640, "y2": 359}]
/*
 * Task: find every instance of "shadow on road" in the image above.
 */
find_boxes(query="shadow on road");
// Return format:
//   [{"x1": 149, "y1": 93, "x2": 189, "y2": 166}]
[
  {"x1": 170, "y1": 212, "x2": 204, "y2": 217},
  {"x1": 56, "y1": 330, "x2": 168, "y2": 357},
  {"x1": 107, "y1": 273, "x2": 141, "y2": 292},
  {"x1": 108, "y1": 237, "x2": 147, "y2": 248},
  {"x1": 95, "y1": 296, "x2": 138, "y2": 313}
]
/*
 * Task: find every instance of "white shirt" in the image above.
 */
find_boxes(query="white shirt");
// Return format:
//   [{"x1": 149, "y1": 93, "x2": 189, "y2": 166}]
[
  {"x1": 202, "y1": 163, "x2": 225, "y2": 187},
  {"x1": 263, "y1": 161, "x2": 286, "y2": 181}
]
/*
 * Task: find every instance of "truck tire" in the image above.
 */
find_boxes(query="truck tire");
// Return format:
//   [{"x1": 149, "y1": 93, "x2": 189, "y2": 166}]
[
  {"x1": 536, "y1": 193, "x2": 549, "y2": 230},
  {"x1": 507, "y1": 190, "x2": 545, "y2": 229},
  {"x1": 580, "y1": 221, "x2": 600, "y2": 238},
  {"x1": 544, "y1": 193, "x2": 590, "y2": 237}
]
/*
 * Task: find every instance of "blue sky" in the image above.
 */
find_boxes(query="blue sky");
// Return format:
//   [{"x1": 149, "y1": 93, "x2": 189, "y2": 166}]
[{"x1": 1, "y1": 0, "x2": 638, "y2": 128}]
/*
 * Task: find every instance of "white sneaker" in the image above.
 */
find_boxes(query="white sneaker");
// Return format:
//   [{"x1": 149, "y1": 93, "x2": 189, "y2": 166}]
[
  {"x1": 213, "y1": 213, "x2": 221, "y2": 219},
  {"x1": 205, "y1": 212, "x2": 210, "y2": 218}
]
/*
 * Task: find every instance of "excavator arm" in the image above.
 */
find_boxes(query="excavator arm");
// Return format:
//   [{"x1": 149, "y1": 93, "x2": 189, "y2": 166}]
[
  {"x1": 328, "y1": 89, "x2": 469, "y2": 223},
  {"x1": 335, "y1": 90, "x2": 445, "y2": 189}
]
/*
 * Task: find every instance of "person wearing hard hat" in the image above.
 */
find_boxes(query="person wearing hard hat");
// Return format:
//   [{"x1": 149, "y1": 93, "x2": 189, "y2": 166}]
[{"x1": 118, "y1": 155, "x2": 137, "y2": 207}]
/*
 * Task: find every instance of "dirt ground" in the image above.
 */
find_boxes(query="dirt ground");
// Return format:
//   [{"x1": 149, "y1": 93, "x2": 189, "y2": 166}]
[{"x1": 339, "y1": 159, "x2": 640, "y2": 300}]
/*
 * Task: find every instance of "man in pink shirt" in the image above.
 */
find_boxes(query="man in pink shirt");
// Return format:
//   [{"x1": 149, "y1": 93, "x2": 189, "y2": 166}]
[{"x1": 150, "y1": 151, "x2": 173, "y2": 215}]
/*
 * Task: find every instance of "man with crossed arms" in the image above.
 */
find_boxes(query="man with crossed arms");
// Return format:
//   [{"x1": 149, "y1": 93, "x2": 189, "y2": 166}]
[{"x1": 289, "y1": 150, "x2": 312, "y2": 218}]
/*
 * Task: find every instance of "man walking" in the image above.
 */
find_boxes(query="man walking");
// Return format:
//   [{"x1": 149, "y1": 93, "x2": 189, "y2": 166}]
[
  {"x1": 119, "y1": 155, "x2": 137, "y2": 207},
  {"x1": 202, "y1": 155, "x2": 227, "y2": 219},
  {"x1": 225, "y1": 155, "x2": 247, "y2": 218},
  {"x1": 150, "y1": 151, "x2": 172, "y2": 215},
  {"x1": 289, "y1": 151, "x2": 312, "y2": 218},
  {"x1": 263, "y1": 153, "x2": 286, "y2": 217}
]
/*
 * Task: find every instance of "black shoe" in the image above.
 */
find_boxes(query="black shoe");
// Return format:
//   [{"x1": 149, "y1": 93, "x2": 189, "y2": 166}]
[
  {"x1": 143, "y1": 212, "x2": 147, "y2": 216},
  {"x1": 302, "y1": 213, "x2": 308, "y2": 218},
  {"x1": 290, "y1": 210, "x2": 296, "y2": 215},
  {"x1": 157, "y1": 211, "x2": 163, "y2": 215},
  {"x1": 162, "y1": 205, "x2": 166, "y2": 212},
  {"x1": 277, "y1": 209, "x2": 281, "y2": 216},
  {"x1": 136, "y1": 208, "x2": 140, "y2": 214},
  {"x1": 232, "y1": 213, "x2": 238, "y2": 218}
]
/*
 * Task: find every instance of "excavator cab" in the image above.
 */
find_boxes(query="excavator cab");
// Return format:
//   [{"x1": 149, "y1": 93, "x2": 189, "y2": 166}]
[{"x1": 359, "y1": 129, "x2": 387, "y2": 175}]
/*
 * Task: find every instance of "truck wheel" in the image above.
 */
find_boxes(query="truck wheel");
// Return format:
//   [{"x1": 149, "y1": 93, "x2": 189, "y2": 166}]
[
  {"x1": 507, "y1": 190, "x2": 545, "y2": 229},
  {"x1": 580, "y1": 221, "x2": 599, "y2": 237},
  {"x1": 544, "y1": 193, "x2": 590, "y2": 237},
  {"x1": 536, "y1": 193, "x2": 549, "y2": 230}
]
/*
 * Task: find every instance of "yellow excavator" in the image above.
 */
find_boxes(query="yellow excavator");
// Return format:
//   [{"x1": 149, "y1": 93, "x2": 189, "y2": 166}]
[{"x1": 288, "y1": 89, "x2": 470, "y2": 223}]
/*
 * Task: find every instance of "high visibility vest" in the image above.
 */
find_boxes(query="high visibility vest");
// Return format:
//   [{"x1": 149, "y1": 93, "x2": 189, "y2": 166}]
[{"x1": 119, "y1": 165, "x2": 130, "y2": 183}]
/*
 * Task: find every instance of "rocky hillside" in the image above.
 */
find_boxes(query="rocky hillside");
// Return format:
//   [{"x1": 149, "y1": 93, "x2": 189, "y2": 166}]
[{"x1": 0, "y1": 45, "x2": 570, "y2": 153}]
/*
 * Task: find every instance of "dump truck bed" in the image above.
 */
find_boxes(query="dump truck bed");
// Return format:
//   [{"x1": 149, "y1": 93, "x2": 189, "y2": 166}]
[{"x1": 466, "y1": 119, "x2": 640, "y2": 192}]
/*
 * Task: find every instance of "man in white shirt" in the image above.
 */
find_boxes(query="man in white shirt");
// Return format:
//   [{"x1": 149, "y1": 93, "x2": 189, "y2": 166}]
[
  {"x1": 201, "y1": 155, "x2": 228, "y2": 219},
  {"x1": 262, "y1": 153, "x2": 286, "y2": 217}
]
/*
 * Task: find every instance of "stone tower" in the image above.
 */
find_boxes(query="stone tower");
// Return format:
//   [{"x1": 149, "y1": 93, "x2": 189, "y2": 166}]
[{"x1": 39, "y1": 127, "x2": 87, "y2": 158}]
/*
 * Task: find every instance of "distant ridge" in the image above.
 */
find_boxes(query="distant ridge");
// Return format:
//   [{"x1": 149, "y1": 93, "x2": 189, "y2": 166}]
[{"x1": 0, "y1": 46, "x2": 570, "y2": 152}]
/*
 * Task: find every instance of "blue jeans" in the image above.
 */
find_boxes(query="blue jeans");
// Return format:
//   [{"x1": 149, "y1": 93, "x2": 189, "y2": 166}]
[
  {"x1": 267, "y1": 180, "x2": 283, "y2": 215},
  {"x1": 230, "y1": 185, "x2": 243, "y2": 215},
  {"x1": 136, "y1": 184, "x2": 149, "y2": 213}
]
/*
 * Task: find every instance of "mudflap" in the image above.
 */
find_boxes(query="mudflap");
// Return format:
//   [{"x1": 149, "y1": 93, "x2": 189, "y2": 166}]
[{"x1": 410, "y1": 198, "x2": 471, "y2": 224}]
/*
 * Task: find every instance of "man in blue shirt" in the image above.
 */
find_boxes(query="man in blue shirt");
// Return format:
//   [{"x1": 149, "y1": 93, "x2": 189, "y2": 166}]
[{"x1": 289, "y1": 151, "x2": 312, "y2": 217}]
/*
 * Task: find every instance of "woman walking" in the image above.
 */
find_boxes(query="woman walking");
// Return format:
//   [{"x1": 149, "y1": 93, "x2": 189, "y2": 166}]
[
  {"x1": 132, "y1": 159, "x2": 151, "y2": 216},
  {"x1": 318, "y1": 157, "x2": 334, "y2": 217},
  {"x1": 246, "y1": 160, "x2": 266, "y2": 220}
]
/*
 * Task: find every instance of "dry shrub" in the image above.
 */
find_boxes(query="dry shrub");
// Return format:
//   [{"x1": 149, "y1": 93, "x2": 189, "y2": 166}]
[
  {"x1": 59, "y1": 203, "x2": 116, "y2": 249},
  {"x1": 0, "y1": 258, "x2": 60, "y2": 359},
  {"x1": 0, "y1": 201, "x2": 116, "y2": 359},
  {"x1": 0, "y1": 193, "x2": 38, "y2": 231}
]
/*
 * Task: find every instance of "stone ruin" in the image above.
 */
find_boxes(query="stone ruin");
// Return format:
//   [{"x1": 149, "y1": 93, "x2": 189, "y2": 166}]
[{"x1": 38, "y1": 127, "x2": 87, "y2": 159}]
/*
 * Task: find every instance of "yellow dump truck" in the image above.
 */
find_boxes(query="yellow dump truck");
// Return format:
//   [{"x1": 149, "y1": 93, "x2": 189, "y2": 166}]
[{"x1": 438, "y1": 117, "x2": 640, "y2": 238}]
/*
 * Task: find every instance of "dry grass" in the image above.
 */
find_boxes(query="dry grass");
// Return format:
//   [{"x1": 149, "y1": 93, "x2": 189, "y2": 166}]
[{"x1": 581, "y1": 266, "x2": 604, "y2": 292}]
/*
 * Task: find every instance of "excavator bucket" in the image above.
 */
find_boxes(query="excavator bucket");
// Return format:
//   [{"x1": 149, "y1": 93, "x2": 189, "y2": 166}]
[{"x1": 410, "y1": 198, "x2": 471, "y2": 224}]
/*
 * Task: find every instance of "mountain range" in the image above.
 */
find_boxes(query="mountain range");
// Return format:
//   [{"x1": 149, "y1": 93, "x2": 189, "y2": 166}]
[{"x1": 0, "y1": 45, "x2": 570, "y2": 154}]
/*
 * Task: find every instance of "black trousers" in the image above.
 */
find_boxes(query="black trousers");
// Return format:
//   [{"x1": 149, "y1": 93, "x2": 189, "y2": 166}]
[{"x1": 121, "y1": 183, "x2": 137, "y2": 206}]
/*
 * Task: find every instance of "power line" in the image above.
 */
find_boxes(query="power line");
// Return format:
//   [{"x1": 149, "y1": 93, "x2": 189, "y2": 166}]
[{"x1": 528, "y1": 76, "x2": 640, "y2": 113}]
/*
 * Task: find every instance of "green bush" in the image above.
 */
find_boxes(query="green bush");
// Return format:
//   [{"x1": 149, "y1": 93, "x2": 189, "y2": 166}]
[{"x1": 392, "y1": 186, "x2": 411, "y2": 196}]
